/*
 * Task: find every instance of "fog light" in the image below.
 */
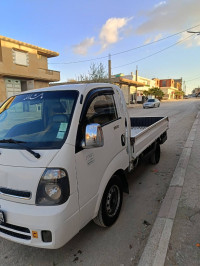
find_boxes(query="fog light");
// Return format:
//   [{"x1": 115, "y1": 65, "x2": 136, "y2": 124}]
[{"x1": 41, "y1": 230, "x2": 52, "y2": 243}]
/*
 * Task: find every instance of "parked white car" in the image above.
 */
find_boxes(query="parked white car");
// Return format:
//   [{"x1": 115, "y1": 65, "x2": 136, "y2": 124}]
[{"x1": 143, "y1": 98, "x2": 160, "y2": 108}]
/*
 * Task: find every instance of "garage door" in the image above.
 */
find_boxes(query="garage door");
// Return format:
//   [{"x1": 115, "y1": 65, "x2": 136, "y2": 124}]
[{"x1": 5, "y1": 78, "x2": 21, "y2": 98}]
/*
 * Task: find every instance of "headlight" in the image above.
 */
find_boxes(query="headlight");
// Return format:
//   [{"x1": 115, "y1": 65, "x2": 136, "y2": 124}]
[{"x1": 36, "y1": 168, "x2": 70, "y2": 206}]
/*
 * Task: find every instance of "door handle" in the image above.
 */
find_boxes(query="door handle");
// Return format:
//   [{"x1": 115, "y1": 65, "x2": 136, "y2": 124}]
[{"x1": 121, "y1": 134, "x2": 126, "y2": 146}]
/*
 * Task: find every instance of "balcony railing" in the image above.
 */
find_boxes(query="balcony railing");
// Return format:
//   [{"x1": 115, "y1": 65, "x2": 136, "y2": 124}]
[{"x1": 38, "y1": 68, "x2": 60, "y2": 81}]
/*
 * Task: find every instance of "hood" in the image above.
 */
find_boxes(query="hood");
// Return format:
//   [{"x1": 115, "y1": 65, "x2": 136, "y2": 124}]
[
  {"x1": 0, "y1": 148, "x2": 59, "y2": 168},
  {"x1": 0, "y1": 148, "x2": 59, "y2": 205},
  {"x1": 0, "y1": 164, "x2": 44, "y2": 204},
  {"x1": 0, "y1": 144, "x2": 75, "y2": 205}
]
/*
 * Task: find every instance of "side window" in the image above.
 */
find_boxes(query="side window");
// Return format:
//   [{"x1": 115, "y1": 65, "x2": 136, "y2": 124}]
[{"x1": 85, "y1": 94, "x2": 118, "y2": 126}]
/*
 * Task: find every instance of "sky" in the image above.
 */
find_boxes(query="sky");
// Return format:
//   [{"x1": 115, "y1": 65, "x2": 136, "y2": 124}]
[{"x1": 0, "y1": 0, "x2": 200, "y2": 94}]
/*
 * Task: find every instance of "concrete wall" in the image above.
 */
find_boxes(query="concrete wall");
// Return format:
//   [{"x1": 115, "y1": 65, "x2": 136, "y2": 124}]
[
  {"x1": 0, "y1": 40, "x2": 59, "y2": 82},
  {"x1": 0, "y1": 37, "x2": 60, "y2": 101},
  {"x1": 34, "y1": 80, "x2": 49, "y2": 89},
  {"x1": 160, "y1": 79, "x2": 174, "y2": 88},
  {"x1": 160, "y1": 87, "x2": 177, "y2": 99},
  {"x1": 120, "y1": 85, "x2": 130, "y2": 104},
  {"x1": 0, "y1": 77, "x2": 6, "y2": 101}
]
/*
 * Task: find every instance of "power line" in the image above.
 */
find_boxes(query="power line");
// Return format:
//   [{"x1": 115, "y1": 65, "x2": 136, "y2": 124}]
[
  {"x1": 111, "y1": 24, "x2": 200, "y2": 56},
  {"x1": 185, "y1": 75, "x2": 200, "y2": 82},
  {"x1": 49, "y1": 23, "x2": 200, "y2": 65},
  {"x1": 112, "y1": 33, "x2": 196, "y2": 69}
]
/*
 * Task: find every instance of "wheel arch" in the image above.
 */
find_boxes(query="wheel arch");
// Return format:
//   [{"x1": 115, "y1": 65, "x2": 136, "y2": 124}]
[{"x1": 93, "y1": 150, "x2": 129, "y2": 219}]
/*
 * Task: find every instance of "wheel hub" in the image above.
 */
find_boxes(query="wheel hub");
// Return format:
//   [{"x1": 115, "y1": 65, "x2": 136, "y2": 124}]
[{"x1": 106, "y1": 185, "x2": 120, "y2": 217}]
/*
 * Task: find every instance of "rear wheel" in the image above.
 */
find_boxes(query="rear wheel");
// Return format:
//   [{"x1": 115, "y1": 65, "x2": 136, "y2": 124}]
[
  {"x1": 93, "y1": 176, "x2": 123, "y2": 227},
  {"x1": 149, "y1": 143, "x2": 160, "y2": 164}
]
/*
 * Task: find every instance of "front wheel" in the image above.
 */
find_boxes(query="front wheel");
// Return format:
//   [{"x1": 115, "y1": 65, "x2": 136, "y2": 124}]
[{"x1": 93, "y1": 176, "x2": 123, "y2": 227}]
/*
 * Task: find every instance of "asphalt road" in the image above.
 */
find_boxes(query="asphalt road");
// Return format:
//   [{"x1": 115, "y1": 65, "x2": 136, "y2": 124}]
[{"x1": 0, "y1": 98, "x2": 200, "y2": 266}]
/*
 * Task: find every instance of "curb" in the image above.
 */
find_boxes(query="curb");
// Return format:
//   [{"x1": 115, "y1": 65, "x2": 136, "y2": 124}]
[{"x1": 138, "y1": 111, "x2": 200, "y2": 266}]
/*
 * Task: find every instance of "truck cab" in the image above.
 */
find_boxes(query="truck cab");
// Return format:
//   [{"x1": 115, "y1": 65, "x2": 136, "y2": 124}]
[{"x1": 0, "y1": 84, "x2": 130, "y2": 248}]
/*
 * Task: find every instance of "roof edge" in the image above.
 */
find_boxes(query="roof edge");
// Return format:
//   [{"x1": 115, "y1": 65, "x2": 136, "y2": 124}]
[{"x1": 0, "y1": 35, "x2": 59, "y2": 58}]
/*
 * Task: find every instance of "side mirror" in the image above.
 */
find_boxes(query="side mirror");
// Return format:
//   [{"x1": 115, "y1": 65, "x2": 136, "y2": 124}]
[{"x1": 82, "y1": 123, "x2": 104, "y2": 149}]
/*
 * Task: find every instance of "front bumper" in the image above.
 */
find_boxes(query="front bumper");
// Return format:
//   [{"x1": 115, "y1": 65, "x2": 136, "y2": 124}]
[
  {"x1": 143, "y1": 104, "x2": 154, "y2": 108},
  {"x1": 0, "y1": 193, "x2": 79, "y2": 249}
]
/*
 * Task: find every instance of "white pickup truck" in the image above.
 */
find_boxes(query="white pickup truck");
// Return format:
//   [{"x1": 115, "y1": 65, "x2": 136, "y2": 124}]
[{"x1": 0, "y1": 83, "x2": 168, "y2": 248}]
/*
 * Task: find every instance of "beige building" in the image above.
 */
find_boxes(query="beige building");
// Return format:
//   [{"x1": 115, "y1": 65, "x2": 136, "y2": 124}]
[
  {"x1": 124, "y1": 73, "x2": 156, "y2": 95},
  {"x1": 0, "y1": 35, "x2": 60, "y2": 102}
]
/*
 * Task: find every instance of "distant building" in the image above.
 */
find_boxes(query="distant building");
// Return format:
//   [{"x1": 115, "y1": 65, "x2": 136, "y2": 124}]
[
  {"x1": 194, "y1": 87, "x2": 200, "y2": 95},
  {"x1": 0, "y1": 35, "x2": 60, "y2": 102},
  {"x1": 122, "y1": 72, "x2": 156, "y2": 103},
  {"x1": 174, "y1": 78, "x2": 183, "y2": 91},
  {"x1": 156, "y1": 79, "x2": 182, "y2": 99}
]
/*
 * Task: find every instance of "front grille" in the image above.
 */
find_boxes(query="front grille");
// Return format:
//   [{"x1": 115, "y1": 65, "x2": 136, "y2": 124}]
[
  {"x1": 3, "y1": 223, "x2": 30, "y2": 233},
  {"x1": 0, "y1": 222, "x2": 31, "y2": 240},
  {"x1": 0, "y1": 187, "x2": 31, "y2": 199}
]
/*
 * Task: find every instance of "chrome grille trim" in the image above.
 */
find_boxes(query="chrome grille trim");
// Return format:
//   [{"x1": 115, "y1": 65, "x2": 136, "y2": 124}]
[
  {"x1": 0, "y1": 187, "x2": 32, "y2": 200},
  {"x1": 0, "y1": 223, "x2": 31, "y2": 240}
]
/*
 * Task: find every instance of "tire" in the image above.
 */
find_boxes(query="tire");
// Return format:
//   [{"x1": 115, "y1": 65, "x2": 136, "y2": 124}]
[
  {"x1": 93, "y1": 176, "x2": 123, "y2": 227},
  {"x1": 149, "y1": 143, "x2": 160, "y2": 164}
]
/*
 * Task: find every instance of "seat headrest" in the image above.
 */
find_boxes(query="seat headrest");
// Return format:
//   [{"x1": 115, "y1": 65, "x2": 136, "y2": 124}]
[
  {"x1": 51, "y1": 102, "x2": 65, "y2": 113},
  {"x1": 52, "y1": 114, "x2": 68, "y2": 123},
  {"x1": 94, "y1": 100, "x2": 110, "y2": 113}
]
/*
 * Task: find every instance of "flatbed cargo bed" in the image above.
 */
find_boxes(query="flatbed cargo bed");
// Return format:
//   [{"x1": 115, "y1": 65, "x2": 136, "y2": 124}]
[{"x1": 130, "y1": 116, "x2": 168, "y2": 159}]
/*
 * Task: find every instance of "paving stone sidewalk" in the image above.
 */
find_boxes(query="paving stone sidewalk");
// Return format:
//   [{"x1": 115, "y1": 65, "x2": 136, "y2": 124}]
[
  {"x1": 138, "y1": 112, "x2": 200, "y2": 266},
  {"x1": 165, "y1": 113, "x2": 200, "y2": 266}
]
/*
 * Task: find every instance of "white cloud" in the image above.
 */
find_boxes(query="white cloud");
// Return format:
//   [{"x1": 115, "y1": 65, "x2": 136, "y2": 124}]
[
  {"x1": 136, "y1": 0, "x2": 200, "y2": 41},
  {"x1": 179, "y1": 32, "x2": 200, "y2": 48},
  {"x1": 72, "y1": 37, "x2": 95, "y2": 56},
  {"x1": 72, "y1": 17, "x2": 132, "y2": 55},
  {"x1": 144, "y1": 34, "x2": 162, "y2": 45},
  {"x1": 154, "y1": 1, "x2": 166, "y2": 9},
  {"x1": 144, "y1": 37, "x2": 152, "y2": 44},
  {"x1": 154, "y1": 33, "x2": 162, "y2": 41},
  {"x1": 99, "y1": 17, "x2": 131, "y2": 50}
]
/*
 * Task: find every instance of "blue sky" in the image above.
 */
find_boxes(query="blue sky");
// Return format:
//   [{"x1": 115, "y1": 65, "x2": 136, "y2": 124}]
[{"x1": 1, "y1": 0, "x2": 200, "y2": 93}]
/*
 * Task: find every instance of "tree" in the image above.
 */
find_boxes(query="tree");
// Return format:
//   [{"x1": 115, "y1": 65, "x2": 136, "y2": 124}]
[
  {"x1": 78, "y1": 63, "x2": 108, "y2": 82},
  {"x1": 143, "y1": 87, "x2": 164, "y2": 100},
  {"x1": 174, "y1": 91, "x2": 184, "y2": 99}
]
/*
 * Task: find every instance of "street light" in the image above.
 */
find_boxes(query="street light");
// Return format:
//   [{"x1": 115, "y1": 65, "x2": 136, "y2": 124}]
[{"x1": 187, "y1": 31, "x2": 200, "y2": 35}]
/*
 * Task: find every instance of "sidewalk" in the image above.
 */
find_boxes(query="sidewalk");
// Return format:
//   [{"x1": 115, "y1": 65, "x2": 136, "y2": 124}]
[{"x1": 138, "y1": 112, "x2": 200, "y2": 266}]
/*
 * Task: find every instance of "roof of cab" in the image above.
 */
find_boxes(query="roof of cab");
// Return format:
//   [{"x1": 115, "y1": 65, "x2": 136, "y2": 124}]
[{"x1": 19, "y1": 83, "x2": 116, "y2": 96}]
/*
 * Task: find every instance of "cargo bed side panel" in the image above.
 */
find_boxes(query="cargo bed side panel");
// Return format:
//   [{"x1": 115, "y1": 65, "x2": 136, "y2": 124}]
[{"x1": 130, "y1": 117, "x2": 168, "y2": 159}]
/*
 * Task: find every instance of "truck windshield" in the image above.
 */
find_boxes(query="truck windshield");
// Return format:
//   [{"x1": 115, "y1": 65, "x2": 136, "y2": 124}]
[{"x1": 0, "y1": 90, "x2": 79, "y2": 149}]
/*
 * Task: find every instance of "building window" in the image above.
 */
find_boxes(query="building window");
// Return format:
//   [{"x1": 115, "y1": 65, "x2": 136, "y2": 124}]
[{"x1": 12, "y1": 49, "x2": 29, "y2": 66}]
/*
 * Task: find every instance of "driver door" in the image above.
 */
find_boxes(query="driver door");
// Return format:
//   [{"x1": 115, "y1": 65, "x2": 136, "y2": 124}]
[{"x1": 75, "y1": 89, "x2": 126, "y2": 228}]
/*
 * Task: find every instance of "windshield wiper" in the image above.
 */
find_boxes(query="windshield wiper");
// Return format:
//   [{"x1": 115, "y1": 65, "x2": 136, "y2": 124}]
[{"x1": 0, "y1": 139, "x2": 41, "y2": 159}]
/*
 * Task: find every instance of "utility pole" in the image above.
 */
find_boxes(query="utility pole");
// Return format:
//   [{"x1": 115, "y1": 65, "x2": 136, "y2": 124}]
[
  {"x1": 108, "y1": 54, "x2": 111, "y2": 83},
  {"x1": 135, "y1": 65, "x2": 138, "y2": 104}
]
